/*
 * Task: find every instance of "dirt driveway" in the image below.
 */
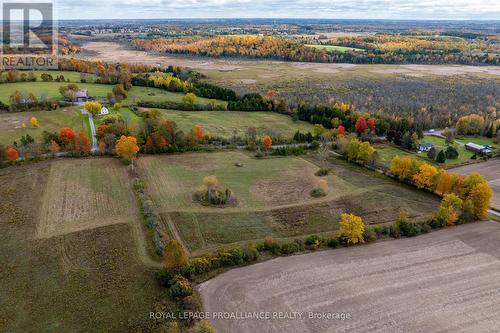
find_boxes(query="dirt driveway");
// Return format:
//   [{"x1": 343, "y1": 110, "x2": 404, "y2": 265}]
[
  {"x1": 199, "y1": 222, "x2": 500, "y2": 333},
  {"x1": 450, "y1": 159, "x2": 500, "y2": 210}
]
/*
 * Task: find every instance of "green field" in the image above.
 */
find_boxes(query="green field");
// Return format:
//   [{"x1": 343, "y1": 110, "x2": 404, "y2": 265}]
[
  {"x1": 305, "y1": 44, "x2": 365, "y2": 52},
  {"x1": 0, "y1": 108, "x2": 85, "y2": 146},
  {"x1": 157, "y1": 109, "x2": 314, "y2": 138},
  {"x1": 137, "y1": 152, "x2": 440, "y2": 254},
  {"x1": 0, "y1": 82, "x2": 113, "y2": 104},
  {"x1": 124, "y1": 86, "x2": 227, "y2": 108},
  {"x1": 0, "y1": 70, "x2": 97, "y2": 83}
]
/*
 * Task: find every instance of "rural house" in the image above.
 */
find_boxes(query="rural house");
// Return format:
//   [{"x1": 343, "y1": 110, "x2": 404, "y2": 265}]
[
  {"x1": 418, "y1": 142, "x2": 433, "y2": 152},
  {"x1": 74, "y1": 90, "x2": 89, "y2": 103}
]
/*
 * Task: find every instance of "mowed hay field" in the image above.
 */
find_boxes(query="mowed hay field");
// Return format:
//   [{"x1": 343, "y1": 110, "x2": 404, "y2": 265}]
[
  {"x1": 37, "y1": 158, "x2": 139, "y2": 238},
  {"x1": 200, "y1": 222, "x2": 500, "y2": 333},
  {"x1": 0, "y1": 108, "x2": 85, "y2": 146},
  {"x1": 125, "y1": 86, "x2": 227, "y2": 107},
  {"x1": 137, "y1": 152, "x2": 440, "y2": 254},
  {"x1": 0, "y1": 160, "x2": 171, "y2": 332},
  {"x1": 158, "y1": 109, "x2": 314, "y2": 138}
]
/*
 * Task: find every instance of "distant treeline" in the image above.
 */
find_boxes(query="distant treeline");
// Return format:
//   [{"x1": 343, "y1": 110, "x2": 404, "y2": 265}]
[{"x1": 133, "y1": 35, "x2": 500, "y2": 65}]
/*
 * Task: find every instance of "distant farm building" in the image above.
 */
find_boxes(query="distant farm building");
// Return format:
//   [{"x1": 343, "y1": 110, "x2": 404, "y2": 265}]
[
  {"x1": 419, "y1": 142, "x2": 434, "y2": 152},
  {"x1": 74, "y1": 90, "x2": 89, "y2": 103},
  {"x1": 465, "y1": 143, "x2": 492, "y2": 157}
]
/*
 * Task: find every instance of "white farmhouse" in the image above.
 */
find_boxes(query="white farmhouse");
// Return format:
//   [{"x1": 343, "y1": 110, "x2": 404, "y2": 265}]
[{"x1": 100, "y1": 106, "x2": 109, "y2": 115}]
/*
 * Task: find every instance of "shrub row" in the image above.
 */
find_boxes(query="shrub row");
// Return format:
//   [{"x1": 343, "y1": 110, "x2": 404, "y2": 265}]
[{"x1": 132, "y1": 177, "x2": 166, "y2": 255}]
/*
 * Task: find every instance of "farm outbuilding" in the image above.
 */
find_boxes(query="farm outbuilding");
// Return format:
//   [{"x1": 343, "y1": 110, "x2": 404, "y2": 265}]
[
  {"x1": 418, "y1": 142, "x2": 433, "y2": 152},
  {"x1": 465, "y1": 143, "x2": 492, "y2": 157}
]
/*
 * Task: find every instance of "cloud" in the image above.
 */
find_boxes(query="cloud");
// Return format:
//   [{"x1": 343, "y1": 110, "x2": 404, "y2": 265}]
[{"x1": 56, "y1": 0, "x2": 500, "y2": 20}]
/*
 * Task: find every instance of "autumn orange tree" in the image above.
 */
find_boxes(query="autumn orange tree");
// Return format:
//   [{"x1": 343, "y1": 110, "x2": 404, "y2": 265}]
[
  {"x1": 262, "y1": 135, "x2": 273, "y2": 150},
  {"x1": 74, "y1": 131, "x2": 91, "y2": 153},
  {"x1": 355, "y1": 117, "x2": 368, "y2": 134},
  {"x1": 193, "y1": 125, "x2": 204, "y2": 142},
  {"x1": 6, "y1": 147, "x2": 19, "y2": 161},
  {"x1": 116, "y1": 136, "x2": 140, "y2": 168},
  {"x1": 58, "y1": 127, "x2": 76, "y2": 147}
]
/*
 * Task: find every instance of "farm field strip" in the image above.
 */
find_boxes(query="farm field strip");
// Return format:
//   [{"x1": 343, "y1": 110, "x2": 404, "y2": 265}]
[
  {"x1": 36, "y1": 158, "x2": 139, "y2": 238},
  {"x1": 200, "y1": 222, "x2": 500, "y2": 333},
  {"x1": 157, "y1": 109, "x2": 314, "y2": 138}
]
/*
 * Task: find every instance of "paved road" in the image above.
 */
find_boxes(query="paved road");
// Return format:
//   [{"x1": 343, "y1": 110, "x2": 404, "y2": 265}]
[{"x1": 199, "y1": 222, "x2": 500, "y2": 333}]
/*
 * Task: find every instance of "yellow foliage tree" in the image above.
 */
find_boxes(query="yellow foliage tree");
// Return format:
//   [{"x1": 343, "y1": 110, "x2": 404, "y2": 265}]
[
  {"x1": 413, "y1": 163, "x2": 438, "y2": 190},
  {"x1": 469, "y1": 182, "x2": 493, "y2": 219},
  {"x1": 84, "y1": 101, "x2": 102, "y2": 115},
  {"x1": 340, "y1": 213, "x2": 365, "y2": 245},
  {"x1": 390, "y1": 156, "x2": 421, "y2": 181},
  {"x1": 182, "y1": 93, "x2": 197, "y2": 107},
  {"x1": 115, "y1": 136, "x2": 139, "y2": 168},
  {"x1": 30, "y1": 117, "x2": 39, "y2": 128},
  {"x1": 436, "y1": 194, "x2": 463, "y2": 226},
  {"x1": 164, "y1": 240, "x2": 187, "y2": 273}
]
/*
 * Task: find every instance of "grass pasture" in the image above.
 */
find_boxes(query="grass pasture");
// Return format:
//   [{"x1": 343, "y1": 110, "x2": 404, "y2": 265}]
[
  {"x1": 157, "y1": 109, "x2": 314, "y2": 138},
  {"x1": 137, "y1": 152, "x2": 440, "y2": 254},
  {"x1": 0, "y1": 160, "x2": 170, "y2": 332},
  {"x1": 0, "y1": 82, "x2": 113, "y2": 104},
  {"x1": 0, "y1": 107, "x2": 85, "y2": 146},
  {"x1": 124, "y1": 86, "x2": 227, "y2": 108}
]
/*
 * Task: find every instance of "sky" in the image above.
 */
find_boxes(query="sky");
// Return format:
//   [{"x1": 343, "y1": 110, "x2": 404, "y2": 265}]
[{"x1": 54, "y1": 0, "x2": 499, "y2": 20}]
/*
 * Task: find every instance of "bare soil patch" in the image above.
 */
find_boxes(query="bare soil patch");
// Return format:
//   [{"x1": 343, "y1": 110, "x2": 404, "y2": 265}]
[{"x1": 200, "y1": 222, "x2": 500, "y2": 333}]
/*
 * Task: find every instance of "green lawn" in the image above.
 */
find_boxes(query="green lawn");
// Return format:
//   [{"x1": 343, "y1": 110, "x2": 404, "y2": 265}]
[
  {"x1": 376, "y1": 145, "x2": 423, "y2": 165},
  {"x1": 0, "y1": 70, "x2": 97, "y2": 83},
  {"x1": 124, "y1": 86, "x2": 227, "y2": 108},
  {"x1": 157, "y1": 109, "x2": 314, "y2": 139},
  {"x1": 422, "y1": 135, "x2": 475, "y2": 165},
  {"x1": 0, "y1": 108, "x2": 85, "y2": 146},
  {"x1": 305, "y1": 44, "x2": 365, "y2": 52},
  {"x1": 455, "y1": 136, "x2": 497, "y2": 148},
  {"x1": 0, "y1": 82, "x2": 113, "y2": 104}
]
